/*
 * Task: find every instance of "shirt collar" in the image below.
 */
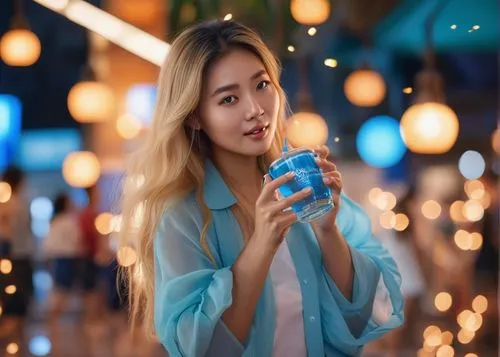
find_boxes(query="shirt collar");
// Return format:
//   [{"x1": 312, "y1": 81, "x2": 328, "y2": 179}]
[{"x1": 203, "y1": 158, "x2": 237, "y2": 210}]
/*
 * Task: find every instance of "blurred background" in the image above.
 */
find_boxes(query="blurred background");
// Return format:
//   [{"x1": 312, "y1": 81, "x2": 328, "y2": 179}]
[{"x1": 0, "y1": 0, "x2": 498, "y2": 356}]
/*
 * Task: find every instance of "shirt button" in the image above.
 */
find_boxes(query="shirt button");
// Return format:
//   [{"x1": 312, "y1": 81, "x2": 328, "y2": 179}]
[
  {"x1": 309, "y1": 316, "x2": 316, "y2": 322},
  {"x1": 303, "y1": 279, "x2": 308, "y2": 285}
]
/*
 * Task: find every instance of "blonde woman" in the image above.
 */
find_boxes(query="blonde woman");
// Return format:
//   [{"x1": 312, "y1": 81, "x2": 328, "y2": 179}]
[{"x1": 120, "y1": 20, "x2": 404, "y2": 357}]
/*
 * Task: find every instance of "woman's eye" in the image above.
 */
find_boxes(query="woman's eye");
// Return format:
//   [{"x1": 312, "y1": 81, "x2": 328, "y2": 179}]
[
  {"x1": 221, "y1": 96, "x2": 236, "y2": 105},
  {"x1": 257, "y1": 80, "x2": 270, "y2": 90}
]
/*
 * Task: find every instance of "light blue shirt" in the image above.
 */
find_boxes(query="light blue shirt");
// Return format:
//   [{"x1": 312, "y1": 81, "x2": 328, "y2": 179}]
[{"x1": 154, "y1": 159, "x2": 404, "y2": 357}]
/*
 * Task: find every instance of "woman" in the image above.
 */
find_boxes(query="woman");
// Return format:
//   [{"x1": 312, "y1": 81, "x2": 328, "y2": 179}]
[
  {"x1": 120, "y1": 20, "x2": 404, "y2": 356},
  {"x1": 43, "y1": 193, "x2": 82, "y2": 318},
  {"x1": 381, "y1": 187, "x2": 425, "y2": 356}
]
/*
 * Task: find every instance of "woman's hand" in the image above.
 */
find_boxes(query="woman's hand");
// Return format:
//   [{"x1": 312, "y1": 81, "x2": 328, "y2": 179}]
[
  {"x1": 252, "y1": 172, "x2": 313, "y2": 251},
  {"x1": 312, "y1": 145, "x2": 343, "y2": 234}
]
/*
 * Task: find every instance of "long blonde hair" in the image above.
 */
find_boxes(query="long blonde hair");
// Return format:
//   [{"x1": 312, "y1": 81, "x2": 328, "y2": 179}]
[{"x1": 119, "y1": 20, "x2": 288, "y2": 338}]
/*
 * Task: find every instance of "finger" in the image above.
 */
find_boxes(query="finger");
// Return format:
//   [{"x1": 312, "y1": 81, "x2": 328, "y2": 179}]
[
  {"x1": 273, "y1": 186, "x2": 312, "y2": 212},
  {"x1": 330, "y1": 171, "x2": 342, "y2": 180},
  {"x1": 313, "y1": 145, "x2": 330, "y2": 159},
  {"x1": 315, "y1": 157, "x2": 337, "y2": 172},
  {"x1": 261, "y1": 172, "x2": 295, "y2": 200},
  {"x1": 323, "y1": 175, "x2": 342, "y2": 191},
  {"x1": 262, "y1": 175, "x2": 280, "y2": 201},
  {"x1": 276, "y1": 210, "x2": 298, "y2": 228},
  {"x1": 322, "y1": 171, "x2": 341, "y2": 181}
]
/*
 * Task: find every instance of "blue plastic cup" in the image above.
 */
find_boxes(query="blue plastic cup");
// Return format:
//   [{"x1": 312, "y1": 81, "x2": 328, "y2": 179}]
[{"x1": 268, "y1": 148, "x2": 334, "y2": 222}]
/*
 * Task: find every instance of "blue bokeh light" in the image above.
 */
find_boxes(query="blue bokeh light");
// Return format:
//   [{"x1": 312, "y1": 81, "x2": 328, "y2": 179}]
[
  {"x1": 29, "y1": 335, "x2": 52, "y2": 356},
  {"x1": 126, "y1": 84, "x2": 157, "y2": 126},
  {"x1": 30, "y1": 197, "x2": 54, "y2": 221},
  {"x1": 16, "y1": 129, "x2": 81, "y2": 171},
  {"x1": 356, "y1": 115, "x2": 407, "y2": 168},
  {"x1": 0, "y1": 94, "x2": 22, "y2": 170}
]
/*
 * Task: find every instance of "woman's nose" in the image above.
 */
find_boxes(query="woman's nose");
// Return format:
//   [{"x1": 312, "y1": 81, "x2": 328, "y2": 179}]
[{"x1": 244, "y1": 95, "x2": 264, "y2": 121}]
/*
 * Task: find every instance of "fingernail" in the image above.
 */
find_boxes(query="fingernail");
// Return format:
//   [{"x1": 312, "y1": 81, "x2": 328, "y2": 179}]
[
  {"x1": 286, "y1": 171, "x2": 295, "y2": 177},
  {"x1": 323, "y1": 177, "x2": 332, "y2": 184},
  {"x1": 303, "y1": 187, "x2": 313, "y2": 193}
]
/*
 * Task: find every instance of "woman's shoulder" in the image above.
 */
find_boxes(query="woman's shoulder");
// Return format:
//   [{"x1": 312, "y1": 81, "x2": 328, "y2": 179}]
[{"x1": 159, "y1": 192, "x2": 205, "y2": 235}]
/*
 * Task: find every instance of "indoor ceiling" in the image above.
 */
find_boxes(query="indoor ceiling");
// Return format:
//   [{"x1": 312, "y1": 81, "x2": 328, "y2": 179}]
[{"x1": 373, "y1": 0, "x2": 499, "y2": 53}]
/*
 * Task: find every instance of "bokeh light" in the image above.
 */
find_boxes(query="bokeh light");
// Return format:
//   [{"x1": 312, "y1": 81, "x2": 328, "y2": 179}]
[
  {"x1": 95, "y1": 212, "x2": 114, "y2": 235},
  {"x1": 374, "y1": 191, "x2": 397, "y2": 211},
  {"x1": 29, "y1": 335, "x2": 52, "y2": 356},
  {"x1": 117, "y1": 246, "x2": 137, "y2": 267},
  {"x1": 116, "y1": 114, "x2": 142, "y2": 139},
  {"x1": 0, "y1": 259, "x2": 12, "y2": 274},
  {"x1": 434, "y1": 292, "x2": 452, "y2": 312},
  {"x1": 457, "y1": 310, "x2": 474, "y2": 329},
  {"x1": 492, "y1": 128, "x2": 500, "y2": 154},
  {"x1": 344, "y1": 69, "x2": 386, "y2": 107},
  {"x1": 469, "y1": 232, "x2": 483, "y2": 251},
  {"x1": 421, "y1": 200, "x2": 441, "y2": 220},
  {"x1": 449, "y1": 200, "x2": 467, "y2": 222},
  {"x1": 423, "y1": 325, "x2": 442, "y2": 347},
  {"x1": 457, "y1": 329, "x2": 475, "y2": 344},
  {"x1": 441, "y1": 331, "x2": 453, "y2": 345},
  {"x1": 368, "y1": 187, "x2": 382, "y2": 206},
  {"x1": 380, "y1": 211, "x2": 396, "y2": 229},
  {"x1": 68, "y1": 81, "x2": 115, "y2": 123},
  {"x1": 458, "y1": 150, "x2": 486, "y2": 180},
  {"x1": 477, "y1": 191, "x2": 491, "y2": 209},
  {"x1": 356, "y1": 116, "x2": 406, "y2": 168},
  {"x1": 0, "y1": 29, "x2": 41, "y2": 67},
  {"x1": 110, "y1": 214, "x2": 123, "y2": 233},
  {"x1": 462, "y1": 200, "x2": 484, "y2": 222},
  {"x1": 285, "y1": 112, "x2": 328, "y2": 149},
  {"x1": 0, "y1": 182, "x2": 12, "y2": 203},
  {"x1": 472, "y1": 295, "x2": 488, "y2": 314},
  {"x1": 6, "y1": 342, "x2": 19, "y2": 354},
  {"x1": 454, "y1": 230, "x2": 473, "y2": 250},
  {"x1": 436, "y1": 345, "x2": 454, "y2": 357},
  {"x1": 464, "y1": 180, "x2": 485, "y2": 200},
  {"x1": 394, "y1": 213, "x2": 409, "y2": 231},
  {"x1": 30, "y1": 197, "x2": 54, "y2": 221},
  {"x1": 62, "y1": 151, "x2": 101, "y2": 188},
  {"x1": 5, "y1": 285, "x2": 16, "y2": 294},
  {"x1": 126, "y1": 84, "x2": 157, "y2": 125},
  {"x1": 31, "y1": 219, "x2": 50, "y2": 239},
  {"x1": 400, "y1": 102, "x2": 459, "y2": 154},
  {"x1": 290, "y1": 0, "x2": 330, "y2": 25}
]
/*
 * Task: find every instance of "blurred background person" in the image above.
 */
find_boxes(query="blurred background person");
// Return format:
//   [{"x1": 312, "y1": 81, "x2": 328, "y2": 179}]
[
  {"x1": 0, "y1": 0, "x2": 497, "y2": 355},
  {"x1": 0, "y1": 165, "x2": 34, "y2": 347},
  {"x1": 43, "y1": 193, "x2": 83, "y2": 322},
  {"x1": 78, "y1": 185, "x2": 105, "y2": 323},
  {"x1": 379, "y1": 186, "x2": 426, "y2": 356},
  {"x1": 473, "y1": 168, "x2": 499, "y2": 349}
]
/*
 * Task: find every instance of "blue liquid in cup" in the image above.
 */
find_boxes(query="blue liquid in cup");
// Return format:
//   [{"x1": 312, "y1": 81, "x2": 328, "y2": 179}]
[{"x1": 268, "y1": 148, "x2": 334, "y2": 222}]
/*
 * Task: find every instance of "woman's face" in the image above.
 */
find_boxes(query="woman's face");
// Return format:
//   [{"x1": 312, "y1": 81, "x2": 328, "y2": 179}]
[{"x1": 198, "y1": 48, "x2": 280, "y2": 158}]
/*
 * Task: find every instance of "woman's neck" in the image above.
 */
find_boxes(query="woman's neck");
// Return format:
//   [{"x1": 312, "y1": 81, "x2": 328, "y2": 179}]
[{"x1": 211, "y1": 149, "x2": 263, "y2": 201}]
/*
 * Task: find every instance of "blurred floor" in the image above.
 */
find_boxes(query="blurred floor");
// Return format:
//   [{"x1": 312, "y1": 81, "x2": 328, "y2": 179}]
[
  {"x1": 0, "y1": 270, "x2": 497, "y2": 356},
  {"x1": 0, "y1": 303, "x2": 166, "y2": 357}
]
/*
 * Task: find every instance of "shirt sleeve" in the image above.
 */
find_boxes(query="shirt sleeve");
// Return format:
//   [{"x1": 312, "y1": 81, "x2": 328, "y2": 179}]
[
  {"x1": 153, "y1": 199, "x2": 244, "y2": 357},
  {"x1": 320, "y1": 192, "x2": 404, "y2": 355}
]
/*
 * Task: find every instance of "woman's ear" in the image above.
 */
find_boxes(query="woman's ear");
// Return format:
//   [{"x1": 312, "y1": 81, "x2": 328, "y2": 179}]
[{"x1": 187, "y1": 114, "x2": 201, "y2": 130}]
